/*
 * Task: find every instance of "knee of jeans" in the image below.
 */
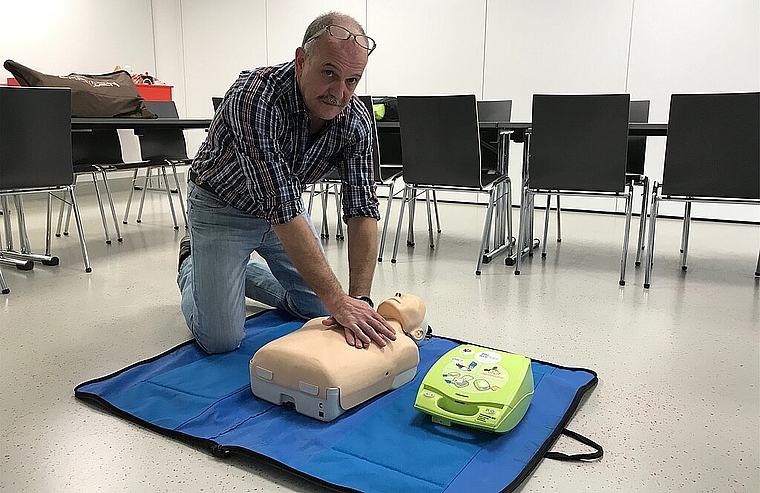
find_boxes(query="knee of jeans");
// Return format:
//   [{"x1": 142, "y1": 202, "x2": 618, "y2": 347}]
[{"x1": 194, "y1": 331, "x2": 243, "y2": 355}]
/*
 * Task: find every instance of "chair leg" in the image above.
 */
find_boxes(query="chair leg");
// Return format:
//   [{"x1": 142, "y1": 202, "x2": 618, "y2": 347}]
[
  {"x1": 0, "y1": 267, "x2": 9, "y2": 294},
  {"x1": 57, "y1": 177, "x2": 76, "y2": 237},
  {"x1": 136, "y1": 167, "x2": 153, "y2": 223},
  {"x1": 407, "y1": 188, "x2": 417, "y2": 247},
  {"x1": 123, "y1": 169, "x2": 140, "y2": 224},
  {"x1": 432, "y1": 190, "x2": 441, "y2": 233},
  {"x1": 556, "y1": 194, "x2": 562, "y2": 242},
  {"x1": 619, "y1": 182, "x2": 634, "y2": 286},
  {"x1": 425, "y1": 191, "x2": 434, "y2": 249},
  {"x1": 67, "y1": 185, "x2": 92, "y2": 272},
  {"x1": 515, "y1": 188, "x2": 531, "y2": 275},
  {"x1": 505, "y1": 178, "x2": 514, "y2": 256},
  {"x1": 169, "y1": 162, "x2": 188, "y2": 228},
  {"x1": 391, "y1": 186, "x2": 410, "y2": 263},
  {"x1": 643, "y1": 183, "x2": 661, "y2": 289},
  {"x1": 90, "y1": 171, "x2": 113, "y2": 244},
  {"x1": 320, "y1": 183, "x2": 330, "y2": 239},
  {"x1": 476, "y1": 187, "x2": 498, "y2": 275},
  {"x1": 334, "y1": 183, "x2": 344, "y2": 240},
  {"x1": 1, "y1": 196, "x2": 13, "y2": 251},
  {"x1": 97, "y1": 167, "x2": 123, "y2": 242},
  {"x1": 680, "y1": 201, "x2": 692, "y2": 271},
  {"x1": 541, "y1": 195, "x2": 551, "y2": 258},
  {"x1": 307, "y1": 183, "x2": 316, "y2": 214},
  {"x1": 377, "y1": 182, "x2": 395, "y2": 262},
  {"x1": 634, "y1": 176, "x2": 650, "y2": 266},
  {"x1": 159, "y1": 166, "x2": 180, "y2": 230}
]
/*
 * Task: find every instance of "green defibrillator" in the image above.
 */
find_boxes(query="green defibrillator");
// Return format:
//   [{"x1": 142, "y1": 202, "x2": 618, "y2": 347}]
[{"x1": 414, "y1": 344, "x2": 534, "y2": 433}]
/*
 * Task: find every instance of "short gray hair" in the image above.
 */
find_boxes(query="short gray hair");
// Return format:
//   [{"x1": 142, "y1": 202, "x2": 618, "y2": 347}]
[{"x1": 302, "y1": 11, "x2": 365, "y2": 55}]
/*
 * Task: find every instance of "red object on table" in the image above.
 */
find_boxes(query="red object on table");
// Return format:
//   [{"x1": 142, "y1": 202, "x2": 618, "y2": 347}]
[{"x1": 135, "y1": 84, "x2": 172, "y2": 101}]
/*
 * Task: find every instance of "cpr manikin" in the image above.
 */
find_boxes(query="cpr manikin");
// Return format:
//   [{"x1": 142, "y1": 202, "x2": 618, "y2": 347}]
[{"x1": 250, "y1": 293, "x2": 429, "y2": 421}]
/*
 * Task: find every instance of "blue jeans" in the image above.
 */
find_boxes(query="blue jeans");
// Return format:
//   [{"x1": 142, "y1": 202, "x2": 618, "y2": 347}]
[{"x1": 177, "y1": 181, "x2": 329, "y2": 354}]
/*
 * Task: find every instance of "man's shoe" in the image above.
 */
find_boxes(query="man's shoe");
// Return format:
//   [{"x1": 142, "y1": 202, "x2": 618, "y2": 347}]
[{"x1": 178, "y1": 235, "x2": 191, "y2": 272}]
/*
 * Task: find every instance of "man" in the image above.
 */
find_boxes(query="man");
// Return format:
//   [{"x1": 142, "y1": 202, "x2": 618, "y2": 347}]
[{"x1": 177, "y1": 12, "x2": 395, "y2": 354}]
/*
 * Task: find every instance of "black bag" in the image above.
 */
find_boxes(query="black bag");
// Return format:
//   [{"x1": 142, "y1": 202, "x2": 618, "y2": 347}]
[
  {"x1": 3, "y1": 59, "x2": 156, "y2": 118},
  {"x1": 372, "y1": 96, "x2": 398, "y2": 121}
]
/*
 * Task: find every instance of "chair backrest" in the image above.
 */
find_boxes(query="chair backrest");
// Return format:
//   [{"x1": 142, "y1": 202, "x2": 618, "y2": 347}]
[
  {"x1": 397, "y1": 95, "x2": 484, "y2": 188},
  {"x1": 477, "y1": 99, "x2": 512, "y2": 123},
  {"x1": 137, "y1": 100, "x2": 188, "y2": 161},
  {"x1": 72, "y1": 129, "x2": 124, "y2": 166},
  {"x1": 212, "y1": 97, "x2": 223, "y2": 111},
  {"x1": 0, "y1": 87, "x2": 73, "y2": 189},
  {"x1": 662, "y1": 92, "x2": 759, "y2": 199},
  {"x1": 358, "y1": 95, "x2": 382, "y2": 181},
  {"x1": 529, "y1": 94, "x2": 631, "y2": 192},
  {"x1": 626, "y1": 100, "x2": 650, "y2": 176},
  {"x1": 477, "y1": 100, "x2": 512, "y2": 172}
]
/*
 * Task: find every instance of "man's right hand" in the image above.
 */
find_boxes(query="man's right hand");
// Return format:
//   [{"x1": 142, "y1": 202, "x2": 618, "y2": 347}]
[{"x1": 321, "y1": 295, "x2": 397, "y2": 349}]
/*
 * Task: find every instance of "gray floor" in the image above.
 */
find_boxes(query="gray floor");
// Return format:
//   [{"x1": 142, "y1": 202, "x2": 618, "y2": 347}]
[{"x1": 1, "y1": 182, "x2": 758, "y2": 493}]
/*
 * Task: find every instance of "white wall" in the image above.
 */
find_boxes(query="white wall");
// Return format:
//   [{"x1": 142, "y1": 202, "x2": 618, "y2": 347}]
[{"x1": 2, "y1": 0, "x2": 758, "y2": 221}]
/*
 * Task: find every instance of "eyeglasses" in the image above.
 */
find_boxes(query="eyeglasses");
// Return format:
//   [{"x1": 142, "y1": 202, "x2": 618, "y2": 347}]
[{"x1": 304, "y1": 24, "x2": 376, "y2": 55}]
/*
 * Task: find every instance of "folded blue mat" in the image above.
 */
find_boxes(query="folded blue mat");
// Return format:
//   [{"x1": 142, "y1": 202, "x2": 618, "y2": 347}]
[{"x1": 76, "y1": 310, "x2": 601, "y2": 492}]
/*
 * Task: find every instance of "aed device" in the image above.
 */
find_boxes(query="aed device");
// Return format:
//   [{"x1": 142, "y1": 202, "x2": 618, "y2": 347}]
[{"x1": 414, "y1": 344, "x2": 534, "y2": 433}]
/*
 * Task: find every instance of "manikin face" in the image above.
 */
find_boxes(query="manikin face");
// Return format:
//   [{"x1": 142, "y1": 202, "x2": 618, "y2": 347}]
[{"x1": 295, "y1": 27, "x2": 368, "y2": 126}]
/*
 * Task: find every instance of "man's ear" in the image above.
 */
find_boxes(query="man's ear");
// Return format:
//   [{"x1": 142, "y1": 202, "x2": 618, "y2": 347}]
[{"x1": 295, "y1": 47, "x2": 306, "y2": 75}]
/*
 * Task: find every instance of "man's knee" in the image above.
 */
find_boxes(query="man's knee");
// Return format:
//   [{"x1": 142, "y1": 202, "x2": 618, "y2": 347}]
[{"x1": 193, "y1": 329, "x2": 244, "y2": 354}]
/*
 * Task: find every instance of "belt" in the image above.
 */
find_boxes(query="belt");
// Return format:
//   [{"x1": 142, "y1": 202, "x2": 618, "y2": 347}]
[{"x1": 189, "y1": 169, "x2": 216, "y2": 194}]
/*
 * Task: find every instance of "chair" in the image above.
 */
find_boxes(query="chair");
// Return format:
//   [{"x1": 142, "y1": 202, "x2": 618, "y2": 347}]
[
  {"x1": 58, "y1": 128, "x2": 125, "y2": 243},
  {"x1": 644, "y1": 92, "x2": 760, "y2": 288},
  {"x1": 514, "y1": 94, "x2": 634, "y2": 285},
  {"x1": 121, "y1": 100, "x2": 189, "y2": 229},
  {"x1": 307, "y1": 95, "x2": 404, "y2": 254},
  {"x1": 212, "y1": 97, "x2": 223, "y2": 111},
  {"x1": 542, "y1": 100, "x2": 651, "y2": 266},
  {"x1": 0, "y1": 86, "x2": 91, "y2": 272},
  {"x1": 390, "y1": 95, "x2": 513, "y2": 275}
]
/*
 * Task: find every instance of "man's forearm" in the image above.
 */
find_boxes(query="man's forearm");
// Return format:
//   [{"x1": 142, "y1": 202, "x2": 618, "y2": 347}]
[
  {"x1": 346, "y1": 216, "x2": 378, "y2": 297},
  {"x1": 272, "y1": 215, "x2": 346, "y2": 311}
]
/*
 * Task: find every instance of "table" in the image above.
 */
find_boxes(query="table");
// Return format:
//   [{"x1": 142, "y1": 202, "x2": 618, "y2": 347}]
[{"x1": 71, "y1": 117, "x2": 212, "y2": 130}]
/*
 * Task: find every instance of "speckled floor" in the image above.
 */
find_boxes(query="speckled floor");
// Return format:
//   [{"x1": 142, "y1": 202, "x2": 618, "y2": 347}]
[{"x1": 1, "y1": 183, "x2": 758, "y2": 492}]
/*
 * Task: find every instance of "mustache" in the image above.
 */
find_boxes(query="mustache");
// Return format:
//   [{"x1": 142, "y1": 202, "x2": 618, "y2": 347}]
[{"x1": 318, "y1": 95, "x2": 345, "y2": 107}]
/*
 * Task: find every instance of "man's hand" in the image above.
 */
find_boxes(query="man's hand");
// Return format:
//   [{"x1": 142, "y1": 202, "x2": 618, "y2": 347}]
[{"x1": 321, "y1": 295, "x2": 396, "y2": 349}]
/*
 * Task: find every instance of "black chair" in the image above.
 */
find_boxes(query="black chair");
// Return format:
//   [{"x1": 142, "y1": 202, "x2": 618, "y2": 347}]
[
  {"x1": 644, "y1": 92, "x2": 760, "y2": 288},
  {"x1": 391, "y1": 95, "x2": 513, "y2": 275},
  {"x1": 0, "y1": 86, "x2": 91, "y2": 272},
  {"x1": 212, "y1": 97, "x2": 223, "y2": 111},
  {"x1": 515, "y1": 94, "x2": 634, "y2": 285},
  {"x1": 121, "y1": 100, "x2": 189, "y2": 230},
  {"x1": 307, "y1": 95, "x2": 404, "y2": 252},
  {"x1": 544, "y1": 100, "x2": 651, "y2": 266},
  {"x1": 58, "y1": 128, "x2": 125, "y2": 243}
]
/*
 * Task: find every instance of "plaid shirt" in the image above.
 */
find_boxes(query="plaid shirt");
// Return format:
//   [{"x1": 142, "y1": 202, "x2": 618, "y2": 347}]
[{"x1": 192, "y1": 61, "x2": 379, "y2": 224}]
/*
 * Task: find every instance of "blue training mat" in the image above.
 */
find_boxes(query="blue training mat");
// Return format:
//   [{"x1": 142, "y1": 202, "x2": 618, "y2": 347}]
[{"x1": 75, "y1": 310, "x2": 600, "y2": 493}]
